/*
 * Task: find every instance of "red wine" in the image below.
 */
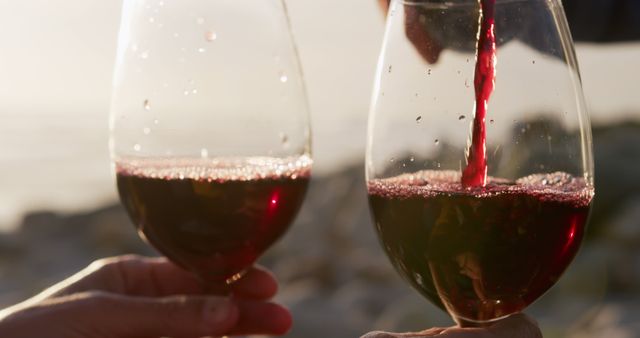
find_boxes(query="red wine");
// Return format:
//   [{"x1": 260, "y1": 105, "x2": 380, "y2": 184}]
[
  {"x1": 116, "y1": 156, "x2": 311, "y2": 282},
  {"x1": 368, "y1": 171, "x2": 593, "y2": 322},
  {"x1": 462, "y1": 0, "x2": 497, "y2": 188}
]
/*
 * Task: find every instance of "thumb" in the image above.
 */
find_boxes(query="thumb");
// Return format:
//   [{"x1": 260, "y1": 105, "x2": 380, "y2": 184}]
[
  {"x1": 68, "y1": 292, "x2": 239, "y2": 338},
  {"x1": 485, "y1": 314, "x2": 542, "y2": 338},
  {"x1": 432, "y1": 313, "x2": 542, "y2": 338},
  {"x1": 359, "y1": 314, "x2": 541, "y2": 338}
]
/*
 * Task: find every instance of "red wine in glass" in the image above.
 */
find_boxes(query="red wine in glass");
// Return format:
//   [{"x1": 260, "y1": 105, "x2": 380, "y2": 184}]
[
  {"x1": 110, "y1": 0, "x2": 312, "y2": 294},
  {"x1": 368, "y1": 0, "x2": 594, "y2": 327},
  {"x1": 116, "y1": 157, "x2": 310, "y2": 282},
  {"x1": 368, "y1": 171, "x2": 593, "y2": 323}
]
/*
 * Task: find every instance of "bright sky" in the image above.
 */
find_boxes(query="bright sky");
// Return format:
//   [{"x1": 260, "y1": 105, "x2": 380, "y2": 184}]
[{"x1": 0, "y1": 0, "x2": 638, "y2": 228}]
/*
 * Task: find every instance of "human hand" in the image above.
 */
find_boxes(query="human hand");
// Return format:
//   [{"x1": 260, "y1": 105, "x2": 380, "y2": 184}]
[
  {"x1": 0, "y1": 255, "x2": 291, "y2": 338},
  {"x1": 378, "y1": 0, "x2": 443, "y2": 64},
  {"x1": 362, "y1": 313, "x2": 542, "y2": 338},
  {"x1": 376, "y1": 0, "x2": 556, "y2": 63}
]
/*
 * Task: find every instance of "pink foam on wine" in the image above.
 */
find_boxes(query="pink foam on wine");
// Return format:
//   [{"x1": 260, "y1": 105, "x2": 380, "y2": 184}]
[
  {"x1": 115, "y1": 155, "x2": 312, "y2": 182},
  {"x1": 368, "y1": 170, "x2": 594, "y2": 207}
]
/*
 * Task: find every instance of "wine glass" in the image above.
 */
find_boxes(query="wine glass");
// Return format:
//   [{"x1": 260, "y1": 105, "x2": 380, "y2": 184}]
[
  {"x1": 366, "y1": 0, "x2": 594, "y2": 327},
  {"x1": 109, "y1": 0, "x2": 311, "y2": 285}
]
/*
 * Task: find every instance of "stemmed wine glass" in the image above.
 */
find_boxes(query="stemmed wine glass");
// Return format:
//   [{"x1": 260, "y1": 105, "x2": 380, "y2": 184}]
[
  {"x1": 109, "y1": 0, "x2": 311, "y2": 286},
  {"x1": 366, "y1": 0, "x2": 594, "y2": 327}
]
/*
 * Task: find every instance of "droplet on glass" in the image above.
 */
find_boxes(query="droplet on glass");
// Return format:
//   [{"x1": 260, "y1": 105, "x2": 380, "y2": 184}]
[
  {"x1": 143, "y1": 127, "x2": 151, "y2": 135},
  {"x1": 390, "y1": 157, "x2": 395, "y2": 163},
  {"x1": 133, "y1": 144, "x2": 141, "y2": 152},
  {"x1": 172, "y1": 32, "x2": 180, "y2": 38},
  {"x1": 464, "y1": 79, "x2": 470, "y2": 88},
  {"x1": 131, "y1": 44, "x2": 139, "y2": 52},
  {"x1": 427, "y1": 68, "x2": 432, "y2": 75},
  {"x1": 153, "y1": 119, "x2": 160, "y2": 125},
  {"x1": 457, "y1": 70, "x2": 461, "y2": 75},
  {"x1": 532, "y1": 60, "x2": 536, "y2": 64},
  {"x1": 434, "y1": 139, "x2": 440, "y2": 145},
  {"x1": 458, "y1": 115, "x2": 466, "y2": 121},
  {"x1": 148, "y1": 17, "x2": 156, "y2": 24},
  {"x1": 143, "y1": 99, "x2": 151, "y2": 111},
  {"x1": 490, "y1": 119, "x2": 495, "y2": 124},
  {"x1": 279, "y1": 73, "x2": 288, "y2": 83},
  {"x1": 158, "y1": 1, "x2": 164, "y2": 7},
  {"x1": 388, "y1": 65, "x2": 393, "y2": 73},
  {"x1": 183, "y1": 90, "x2": 190, "y2": 96},
  {"x1": 200, "y1": 148, "x2": 209, "y2": 158},
  {"x1": 205, "y1": 31, "x2": 218, "y2": 42},
  {"x1": 279, "y1": 132, "x2": 289, "y2": 146},
  {"x1": 191, "y1": 89, "x2": 198, "y2": 95},
  {"x1": 416, "y1": 116, "x2": 422, "y2": 123},
  {"x1": 140, "y1": 51, "x2": 149, "y2": 59},
  {"x1": 410, "y1": 157, "x2": 415, "y2": 162},
  {"x1": 196, "y1": 17, "x2": 205, "y2": 25},
  {"x1": 197, "y1": 47, "x2": 206, "y2": 53}
]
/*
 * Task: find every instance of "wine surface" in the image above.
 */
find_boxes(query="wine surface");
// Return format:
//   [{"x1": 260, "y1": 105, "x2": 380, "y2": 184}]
[
  {"x1": 368, "y1": 170, "x2": 593, "y2": 322},
  {"x1": 116, "y1": 156, "x2": 311, "y2": 282}
]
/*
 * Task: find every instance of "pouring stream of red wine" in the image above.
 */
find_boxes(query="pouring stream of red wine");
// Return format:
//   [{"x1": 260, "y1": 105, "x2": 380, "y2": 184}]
[{"x1": 462, "y1": 0, "x2": 496, "y2": 188}]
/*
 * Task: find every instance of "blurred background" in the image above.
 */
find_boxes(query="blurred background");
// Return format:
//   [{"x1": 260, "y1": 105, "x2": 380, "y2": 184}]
[{"x1": 0, "y1": 0, "x2": 639, "y2": 337}]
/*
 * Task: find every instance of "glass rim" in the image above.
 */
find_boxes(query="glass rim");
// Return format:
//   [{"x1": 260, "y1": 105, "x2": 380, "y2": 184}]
[{"x1": 399, "y1": 0, "x2": 534, "y2": 9}]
